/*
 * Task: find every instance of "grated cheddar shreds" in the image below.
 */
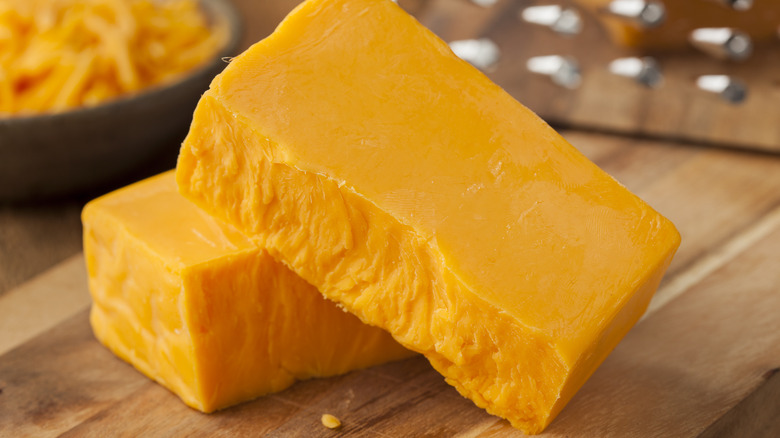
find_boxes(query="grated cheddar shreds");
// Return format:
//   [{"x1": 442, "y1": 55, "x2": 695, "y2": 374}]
[
  {"x1": 320, "y1": 414, "x2": 342, "y2": 430},
  {"x1": 0, "y1": 0, "x2": 227, "y2": 115}
]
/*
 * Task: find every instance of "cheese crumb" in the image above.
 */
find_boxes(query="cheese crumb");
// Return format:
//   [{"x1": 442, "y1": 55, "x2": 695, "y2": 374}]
[{"x1": 321, "y1": 413, "x2": 342, "y2": 429}]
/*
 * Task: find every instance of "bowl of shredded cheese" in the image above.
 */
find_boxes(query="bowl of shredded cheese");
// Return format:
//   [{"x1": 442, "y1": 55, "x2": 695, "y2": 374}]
[{"x1": 0, "y1": 0, "x2": 241, "y2": 200}]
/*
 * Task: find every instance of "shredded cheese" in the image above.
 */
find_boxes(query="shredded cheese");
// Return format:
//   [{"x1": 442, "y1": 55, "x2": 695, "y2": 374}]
[
  {"x1": 0, "y1": 0, "x2": 227, "y2": 115},
  {"x1": 321, "y1": 413, "x2": 342, "y2": 430}
]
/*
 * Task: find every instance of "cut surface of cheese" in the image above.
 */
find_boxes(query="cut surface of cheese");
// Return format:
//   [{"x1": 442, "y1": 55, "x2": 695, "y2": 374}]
[
  {"x1": 82, "y1": 171, "x2": 413, "y2": 413},
  {"x1": 176, "y1": 0, "x2": 681, "y2": 432}
]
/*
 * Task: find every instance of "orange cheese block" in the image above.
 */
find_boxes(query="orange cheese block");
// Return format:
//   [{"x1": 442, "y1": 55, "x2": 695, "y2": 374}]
[
  {"x1": 176, "y1": 0, "x2": 681, "y2": 433},
  {"x1": 82, "y1": 171, "x2": 413, "y2": 413},
  {"x1": 574, "y1": 0, "x2": 780, "y2": 50}
]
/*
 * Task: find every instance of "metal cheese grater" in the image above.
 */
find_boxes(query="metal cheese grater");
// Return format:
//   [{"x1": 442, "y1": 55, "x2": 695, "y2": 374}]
[{"x1": 406, "y1": 0, "x2": 780, "y2": 153}]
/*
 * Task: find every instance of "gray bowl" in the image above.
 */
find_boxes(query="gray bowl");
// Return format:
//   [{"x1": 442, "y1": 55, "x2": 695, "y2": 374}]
[{"x1": 0, "y1": 0, "x2": 241, "y2": 202}]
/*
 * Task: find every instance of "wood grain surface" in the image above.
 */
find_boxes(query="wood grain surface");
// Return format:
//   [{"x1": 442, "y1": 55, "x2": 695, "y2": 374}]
[
  {"x1": 2, "y1": 130, "x2": 779, "y2": 436},
  {"x1": 0, "y1": 201, "x2": 83, "y2": 297}
]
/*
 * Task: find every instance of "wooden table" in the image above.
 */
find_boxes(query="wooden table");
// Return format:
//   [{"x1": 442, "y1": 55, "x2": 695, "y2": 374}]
[{"x1": 1, "y1": 1, "x2": 779, "y2": 436}]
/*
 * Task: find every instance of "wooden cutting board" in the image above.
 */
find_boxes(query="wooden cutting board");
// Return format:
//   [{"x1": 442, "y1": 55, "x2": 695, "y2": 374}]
[{"x1": 1, "y1": 131, "x2": 779, "y2": 437}]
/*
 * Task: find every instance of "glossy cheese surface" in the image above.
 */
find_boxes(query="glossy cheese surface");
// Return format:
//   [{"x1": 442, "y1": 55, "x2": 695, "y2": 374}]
[
  {"x1": 177, "y1": 0, "x2": 681, "y2": 432},
  {"x1": 83, "y1": 171, "x2": 412, "y2": 413}
]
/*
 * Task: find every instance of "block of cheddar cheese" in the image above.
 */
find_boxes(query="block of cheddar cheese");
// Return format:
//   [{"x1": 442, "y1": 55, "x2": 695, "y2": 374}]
[
  {"x1": 83, "y1": 171, "x2": 413, "y2": 413},
  {"x1": 176, "y1": 0, "x2": 681, "y2": 433}
]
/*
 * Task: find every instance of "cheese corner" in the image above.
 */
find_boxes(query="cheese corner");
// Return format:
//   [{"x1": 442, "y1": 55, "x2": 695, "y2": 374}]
[{"x1": 83, "y1": 171, "x2": 413, "y2": 413}]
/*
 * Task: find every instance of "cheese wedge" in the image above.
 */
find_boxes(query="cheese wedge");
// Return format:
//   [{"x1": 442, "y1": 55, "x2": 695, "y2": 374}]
[
  {"x1": 574, "y1": 0, "x2": 780, "y2": 50},
  {"x1": 176, "y1": 0, "x2": 681, "y2": 432},
  {"x1": 83, "y1": 171, "x2": 413, "y2": 413}
]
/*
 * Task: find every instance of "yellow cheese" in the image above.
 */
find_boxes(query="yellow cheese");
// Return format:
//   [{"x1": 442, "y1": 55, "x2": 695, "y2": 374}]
[
  {"x1": 0, "y1": 0, "x2": 227, "y2": 114},
  {"x1": 176, "y1": 0, "x2": 681, "y2": 432},
  {"x1": 82, "y1": 171, "x2": 413, "y2": 413}
]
